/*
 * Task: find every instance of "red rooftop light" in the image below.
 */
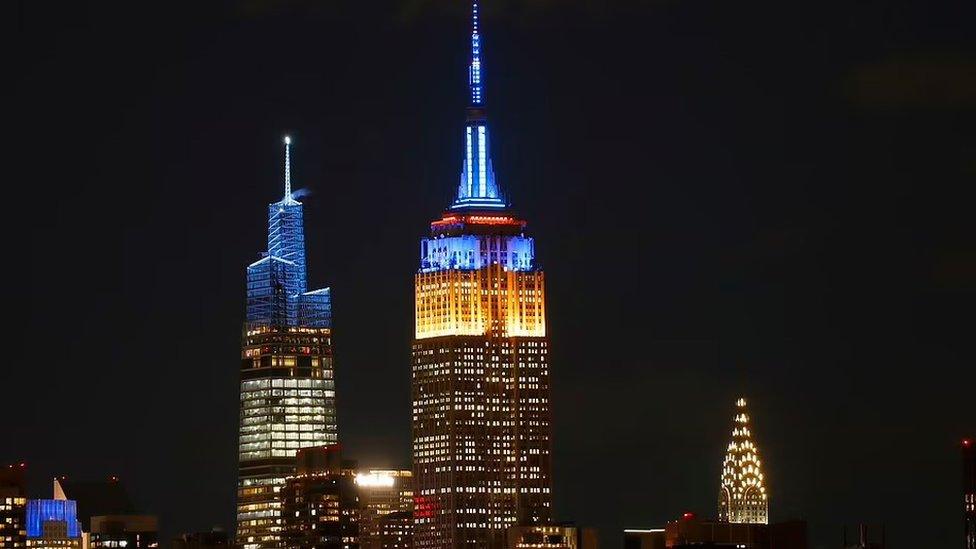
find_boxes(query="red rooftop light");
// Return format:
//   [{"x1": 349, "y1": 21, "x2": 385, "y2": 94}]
[
  {"x1": 682, "y1": 512, "x2": 696, "y2": 520},
  {"x1": 964, "y1": 439, "x2": 972, "y2": 447}
]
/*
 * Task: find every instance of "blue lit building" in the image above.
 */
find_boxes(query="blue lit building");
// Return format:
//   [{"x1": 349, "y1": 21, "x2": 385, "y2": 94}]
[
  {"x1": 411, "y1": 3, "x2": 554, "y2": 548},
  {"x1": 245, "y1": 137, "x2": 330, "y2": 329},
  {"x1": 25, "y1": 500, "x2": 81, "y2": 549},
  {"x1": 237, "y1": 138, "x2": 338, "y2": 549}
]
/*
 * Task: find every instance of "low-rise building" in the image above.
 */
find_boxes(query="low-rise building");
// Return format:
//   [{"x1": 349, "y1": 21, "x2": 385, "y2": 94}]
[
  {"x1": 664, "y1": 513, "x2": 806, "y2": 549},
  {"x1": 89, "y1": 515, "x2": 158, "y2": 549},
  {"x1": 506, "y1": 524, "x2": 598, "y2": 549}
]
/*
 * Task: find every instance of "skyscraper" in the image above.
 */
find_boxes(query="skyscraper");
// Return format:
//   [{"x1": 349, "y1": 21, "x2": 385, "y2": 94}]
[
  {"x1": 718, "y1": 398, "x2": 769, "y2": 525},
  {"x1": 411, "y1": 3, "x2": 553, "y2": 548},
  {"x1": 238, "y1": 138, "x2": 338, "y2": 549},
  {"x1": 964, "y1": 438, "x2": 974, "y2": 549}
]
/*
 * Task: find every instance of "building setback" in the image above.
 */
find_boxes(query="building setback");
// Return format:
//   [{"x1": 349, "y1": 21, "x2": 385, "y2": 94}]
[
  {"x1": 237, "y1": 138, "x2": 338, "y2": 549},
  {"x1": 411, "y1": 2, "x2": 553, "y2": 548}
]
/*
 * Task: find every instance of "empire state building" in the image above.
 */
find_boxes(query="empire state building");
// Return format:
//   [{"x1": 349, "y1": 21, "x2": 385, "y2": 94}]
[{"x1": 411, "y1": 3, "x2": 553, "y2": 548}]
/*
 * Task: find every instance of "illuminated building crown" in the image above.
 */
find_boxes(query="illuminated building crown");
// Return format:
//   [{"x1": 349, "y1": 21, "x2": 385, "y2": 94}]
[
  {"x1": 452, "y1": 0, "x2": 505, "y2": 211},
  {"x1": 718, "y1": 397, "x2": 769, "y2": 524},
  {"x1": 245, "y1": 137, "x2": 331, "y2": 329}
]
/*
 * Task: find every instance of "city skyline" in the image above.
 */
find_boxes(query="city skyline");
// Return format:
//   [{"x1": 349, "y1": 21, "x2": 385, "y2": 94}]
[{"x1": 9, "y1": 1, "x2": 975, "y2": 548}]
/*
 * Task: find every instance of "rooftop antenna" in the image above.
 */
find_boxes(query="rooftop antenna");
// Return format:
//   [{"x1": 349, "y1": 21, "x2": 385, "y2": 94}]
[
  {"x1": 283, "y1": 135, "x2": 292, "y2": 201},
  {"x1": 469, "y1": 0, "x2": 483, "y2": 105}
]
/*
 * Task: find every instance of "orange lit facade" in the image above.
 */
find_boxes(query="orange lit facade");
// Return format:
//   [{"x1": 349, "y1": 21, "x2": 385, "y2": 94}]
[
  {"x1": 412, "y1": 215, "x2": 553, "y2": 549},
  {"x1": 415, "y1": 216, "x2": 545, "y2": 340}
]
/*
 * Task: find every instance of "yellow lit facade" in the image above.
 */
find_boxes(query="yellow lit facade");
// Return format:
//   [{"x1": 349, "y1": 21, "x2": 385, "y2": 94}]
[
  {"x1": 412, "y1": 215, "x2": 553, "y2": 549},
  {"x1": 718, "y1": 398, "x2": 769, "y2": 525},
  {"x1": 415, "y1": 264, "x2": 546, "y2": 340}
]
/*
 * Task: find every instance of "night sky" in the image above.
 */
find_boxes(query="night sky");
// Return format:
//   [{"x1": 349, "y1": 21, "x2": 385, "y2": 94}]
[{"x1": 9, "y1": 1, "x2": 975, "y2": 548}]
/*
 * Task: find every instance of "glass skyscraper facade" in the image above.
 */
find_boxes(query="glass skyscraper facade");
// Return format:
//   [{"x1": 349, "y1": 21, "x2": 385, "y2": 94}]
[
  {"x1": 237, "y1": 139, "x2": 338, "y2": 549},
  {"x1": 411, "y1": 4, "x2": 553, "y2": 548}
]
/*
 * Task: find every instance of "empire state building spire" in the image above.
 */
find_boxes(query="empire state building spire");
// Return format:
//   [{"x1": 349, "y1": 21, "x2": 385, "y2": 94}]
[
  {"x1": 718, "y1": 397, "x2": 769, "y2": 524},
  {"x1": 469, "y1": 1, "x2": 484, "y2": 106},
  {"x1": 453, "y1": 0, "x2": 504, "y2": 211}
]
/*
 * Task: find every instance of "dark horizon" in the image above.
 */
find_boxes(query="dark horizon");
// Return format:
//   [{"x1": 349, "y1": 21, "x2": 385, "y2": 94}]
[{"x1": 9, "y1": 1, "x2": 975, "y2": 548}]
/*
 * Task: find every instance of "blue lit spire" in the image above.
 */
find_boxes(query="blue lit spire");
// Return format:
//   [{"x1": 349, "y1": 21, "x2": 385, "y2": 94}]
[
  {"x1": 282, "y1": 135, "x2": 297, "y2": 205},
  {"x1": 246, "y1": 136, "x2": 332, "y2": 329},
  {"x1": 469, "y1": 1, "x2": 483, "y2": 106},
  {"x1": 452, "y1": 0, "x2": 505, "y2": 211}
]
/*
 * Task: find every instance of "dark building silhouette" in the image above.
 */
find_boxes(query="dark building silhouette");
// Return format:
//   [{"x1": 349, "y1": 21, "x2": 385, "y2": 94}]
[
  {"x1": 279, "y1": 446, "x2": 359, "y2": 549},
  {"x1": 172, "y1": 529, "x2": 230, "y2": 549},
  {"x1": 664, "y1": 513, "x2": 806, "y2": 549},
  {"x1": 371, "y1": 511, "x2": 412, "y2": 549},
  {"x1": 623, "y1": 529, "x2": 665, "y2": 549},
  {"x1": 1, "y1": 464, "x2": 28, "y2": 549},
  {"x1": 505, "y1": 525, "x2": 597, "y2": 549},
  {"x1": 841, "y1": 524, "x2": 885, "y2": 549},
  {"x1": 89, "y1": 515, "x2": 158, "y2": 549},
  {"x1": 52, "y1": 478, "x2": 133, "y2": 533},
  {"x1": 624, "y1": 528, "x2": 667, "y2": 549},
  {"x1": 964, "y1": 438, "x2": 974, "y2": 549}
]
